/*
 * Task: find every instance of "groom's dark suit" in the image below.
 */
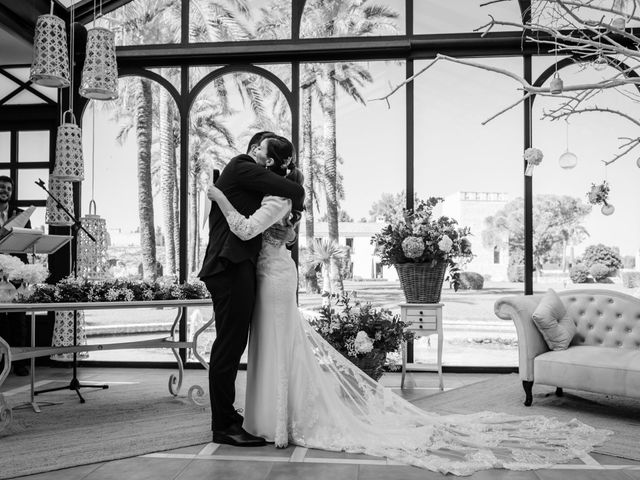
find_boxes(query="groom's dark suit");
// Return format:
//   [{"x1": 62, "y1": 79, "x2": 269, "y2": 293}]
[{"x1": 199, "y1": 154, "x2": 304, "y2": 431}]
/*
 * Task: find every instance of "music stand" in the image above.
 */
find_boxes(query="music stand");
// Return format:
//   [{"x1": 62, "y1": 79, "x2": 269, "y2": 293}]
[{"x1": 0, "y1": 227, "x2": 72, "y2": 412}]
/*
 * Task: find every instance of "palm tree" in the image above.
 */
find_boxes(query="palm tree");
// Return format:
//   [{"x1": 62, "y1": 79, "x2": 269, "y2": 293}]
[
  {"x1": 300, "y1": 0, "x2": 399, "y2": 291},
  {"x1": 307, "y1": 238, "x2": 348, "y2": 304}
]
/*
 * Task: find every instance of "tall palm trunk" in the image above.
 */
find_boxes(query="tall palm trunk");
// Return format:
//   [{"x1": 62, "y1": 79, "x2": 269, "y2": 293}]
[
  {"x1": 301, "y1": 85, "x2": 320, "y2": 293},
  {"x1": 173, "y1": 171, "x2": 180, "y2": 273},
  {"x1": 189, "y1": 156, "x2": 200, "y2": 273},
  {"x1": 135, "y1": 78, "x2": 157, "y2": 280},
  {"x1": 159, "y1": 85, "x2": 176, "y2": 275},
  {"x1": 320, "y1": 65, "x2": 343, "y2": 293}
]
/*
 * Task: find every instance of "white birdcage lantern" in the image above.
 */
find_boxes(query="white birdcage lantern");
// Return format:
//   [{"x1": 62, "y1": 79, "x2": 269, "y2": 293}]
[
  {"x1": 50, "y1": 311, "x2": 89, "y2": 361},
  {"x1": 30, "y1": 12, "x2": 70, "y2": 88},
  {"x1": 80, "y1": 26, "x2": 118, "y2": 100},
  {"x1": 77, "y1": 200, "x2": 109, "y2": 281},
  {"x1": 52, "y1": 110, "x2": 84, "y2": 182},
  {"x1": 45, "y1": 177, "x2": 75, "y2": 226}
]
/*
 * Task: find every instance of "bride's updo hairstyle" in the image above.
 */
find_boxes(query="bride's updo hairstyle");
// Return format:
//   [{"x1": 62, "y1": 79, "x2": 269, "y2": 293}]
[{"x1": 265, "y1": 136, "x2": 294, "y2": 177}]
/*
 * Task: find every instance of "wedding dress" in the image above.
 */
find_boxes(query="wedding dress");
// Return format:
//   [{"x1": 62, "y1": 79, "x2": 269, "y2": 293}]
[{"x1": 224, "y1": 195, "x2": 611, "y2": 476}]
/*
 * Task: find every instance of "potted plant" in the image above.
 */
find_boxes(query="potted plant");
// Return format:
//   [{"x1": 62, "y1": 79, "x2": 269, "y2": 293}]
[
  {"x1": 309, "y1": 292, "x2": 413, "y2": 380},
  {"x1": 371, "y1": 197, "x2": 473, "y2": 303}
]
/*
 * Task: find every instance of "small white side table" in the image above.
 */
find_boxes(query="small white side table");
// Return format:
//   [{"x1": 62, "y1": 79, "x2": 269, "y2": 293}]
[{"x1": 400, "y1": 302, "x2": 443, "y2": 390}]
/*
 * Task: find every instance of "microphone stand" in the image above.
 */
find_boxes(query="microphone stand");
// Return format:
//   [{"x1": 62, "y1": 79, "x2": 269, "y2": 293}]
[{"x1": 32, "y1": 178, "x2": 108, "y2": 403}]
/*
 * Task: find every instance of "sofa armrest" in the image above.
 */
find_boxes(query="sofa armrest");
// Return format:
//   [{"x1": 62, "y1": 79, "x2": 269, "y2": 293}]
[{"x1": 494, "y1": 295, "x2": 549, "y2": 382}]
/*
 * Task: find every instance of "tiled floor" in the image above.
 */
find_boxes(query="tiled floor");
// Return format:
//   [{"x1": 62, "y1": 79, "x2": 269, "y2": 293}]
[{"x1": 3, "y1": 368, "x2": 640, "y2": 480}]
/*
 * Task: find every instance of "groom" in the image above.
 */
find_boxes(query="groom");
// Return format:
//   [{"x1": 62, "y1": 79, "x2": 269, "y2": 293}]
[{"x1": 199, "y1": 131, "x2": 304, "y2": 447}]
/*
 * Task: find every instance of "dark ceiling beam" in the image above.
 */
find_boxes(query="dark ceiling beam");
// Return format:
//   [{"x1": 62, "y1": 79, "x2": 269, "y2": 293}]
[{"x1": 115, "y1": 32, "x2": 539, "y2": 68}]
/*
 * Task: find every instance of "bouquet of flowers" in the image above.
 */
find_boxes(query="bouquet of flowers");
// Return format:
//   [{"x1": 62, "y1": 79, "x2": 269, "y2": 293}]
[
  {"x1": 524, "y1": 147, "x2": 544, "y2": 176},
  {"x1": 309, "y1": 292, "x2": 413, "y2": 380},
  {"x1": 587, "y1": 181, "x2": 610, "y2": 205},
  {"x1": 371, "y1": 197, "x2": 473, "y2": 291}
]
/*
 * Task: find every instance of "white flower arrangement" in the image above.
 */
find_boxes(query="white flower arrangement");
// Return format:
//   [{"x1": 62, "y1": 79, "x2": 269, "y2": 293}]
[
  {"x1": 438, "y1": 235, "x2": 453, "y2": 253},
  {"x1": 8, "y1": 263, "x2": 49, "y2": 284},
  {"x1": 523, "y1": 147, "x2": 544, "y2": 176},
  {"x1": 0, "y1": 254, "x2": 26, "y2": 279},
  {"x1": 353, "y1": 330, "x2": 374, "y2": 354},
  {"x1": 401, "y1": 236, "x2": 425, "y2": 259}
]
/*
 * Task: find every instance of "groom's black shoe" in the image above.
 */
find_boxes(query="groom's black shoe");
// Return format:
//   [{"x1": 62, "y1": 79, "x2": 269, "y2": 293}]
[{"x1": 212, "y1": 423, "x2": 266, "y2": 447}]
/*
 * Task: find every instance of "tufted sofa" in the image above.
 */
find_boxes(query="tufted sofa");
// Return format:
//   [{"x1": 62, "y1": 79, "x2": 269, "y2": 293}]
[{"x1": 494, "y1": 289, "x2": 640, "y2": 406}]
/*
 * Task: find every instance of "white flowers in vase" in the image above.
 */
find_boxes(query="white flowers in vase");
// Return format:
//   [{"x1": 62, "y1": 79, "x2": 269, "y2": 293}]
[
  {"x1": 8, "y1": 263, "x2": 49, "y2": 285},
  {"x1": 0, "y1": 254, "x2": 27, "y2": 280}
]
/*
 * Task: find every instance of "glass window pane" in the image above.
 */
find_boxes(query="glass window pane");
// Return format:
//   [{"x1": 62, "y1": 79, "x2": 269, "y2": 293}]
[
  {"x1": 414, "y1": 57, "x2": 524, "y2": 368},
  {"x1": 189, "y1": 65, "x2": 223, "y2": 90},
  {"x1": 80, "y1": 77, "x2": 182, "y2": 362},
  {"x1": 187, "y1": 70, "x2": 292, "y2": 278},
  {"x1": 18, "y1": 131, "x2": 50, "y2": 163},
  {"x1": 301, "y1": 0, "x2": 404, "y2": 38},
  {"x1": 0, "y1": 132, "x2": 9, "y2": 163},
  {"x1": 189, "y1": 0, "x2": 292, "y2": 43},
  {"x1": 5, "y1": 91, "x2": 46, "y2": 105},
  {"x1": 18, "y1": 169, "x2": 49, "y2": 200},
  {"x1": 532, "y1": 62, "x2": 640, "y2": 293},
  {"x1": 414, "y1": 0, "x2": 522, "y2": 34},
  {"x1": 104, "y1": 0, "x2": 180, "y2": 46}
]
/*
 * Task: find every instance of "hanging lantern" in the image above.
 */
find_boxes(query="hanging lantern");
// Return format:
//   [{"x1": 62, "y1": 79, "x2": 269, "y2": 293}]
[
  {"x1": 549, "y1": 74, "x2": 563, "y2": 94},
  {"x1": 77, "y1": 200, "x2": 109, "y2": 281},
  {"x1": 52, "y1": 110, "x2": 84, "y2": 182},
  {"x1": 558, "y1": 151, "x2": 578, "y2": 169},
  {"x1": 30, "y1": 11, "x2": 70, "y2": 88},
  {"x1": 80, "y1": 27, "x2": 119, "y2": 100},
  {"x1": 45, "y1": 178, "x2": 75, "y2": 226},
  {"x1": 50, "y1": 311, "x2": 89, "y2": 361}
]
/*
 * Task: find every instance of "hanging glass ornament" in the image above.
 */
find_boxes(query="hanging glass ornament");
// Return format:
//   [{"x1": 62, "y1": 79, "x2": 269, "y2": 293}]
[
  {"x1": 52, "y1": 110, "x2": 84, "y2": 182},
  {"x1": 559, "y1": 151, "x2": 578, "y2": 169},
  {"x1": 549, "y1": 74, "x2": 563, "y2": 94},
  {"x1": 80, "y1": 26, "x2": 119, "y2": 100},
  {"x1": 45, "y1": 178, "x2": 74, "y2": 226},
  {"x1": 77, "y1": 200, "x2": 109, "y2": 281},
  {"x1": 30, "y1": 7, "x2": 70, "y2": 88},
  {"x1": 592, "y1": 54, "x2": 608, "y2": 71},
  {"x1": 601, "y1": 203, "x2": 615, "y2": 216}
]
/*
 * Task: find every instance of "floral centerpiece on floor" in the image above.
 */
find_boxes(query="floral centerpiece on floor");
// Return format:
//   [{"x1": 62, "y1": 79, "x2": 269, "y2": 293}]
[
  {"x1": 371, "y1": 197, "x2": 473, "y2": 302},
  {"x1": 309, "y1": 292, "x2": 413, "y2": 380}
]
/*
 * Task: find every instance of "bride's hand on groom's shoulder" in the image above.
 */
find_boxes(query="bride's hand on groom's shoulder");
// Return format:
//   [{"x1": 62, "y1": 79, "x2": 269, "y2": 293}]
[{"x1": 207, "y1": 185, "x2": 222, "y2": 202}]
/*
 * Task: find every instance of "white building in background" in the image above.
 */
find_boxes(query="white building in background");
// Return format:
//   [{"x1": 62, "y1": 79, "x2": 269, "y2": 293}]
[
  {"x1": 440, "y1": 191, "x2": 510, "y2": 281},
  {"x1": 298, "y1": 221, "x2": 390, "y2": 280},
  {"x1": 298, "y1": 191, "x2": 510, "y2": 282}
]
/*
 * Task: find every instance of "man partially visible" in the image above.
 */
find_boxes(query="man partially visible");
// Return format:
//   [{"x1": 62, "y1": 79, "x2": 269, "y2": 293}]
[{"x1": 0, "y1": 175, "x2": 31, "y2": 376}]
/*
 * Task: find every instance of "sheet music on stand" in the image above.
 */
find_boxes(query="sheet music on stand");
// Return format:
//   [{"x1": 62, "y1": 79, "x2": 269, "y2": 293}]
[{"x1": 0, "y1": 227, "x2": 71, "y2": 255}]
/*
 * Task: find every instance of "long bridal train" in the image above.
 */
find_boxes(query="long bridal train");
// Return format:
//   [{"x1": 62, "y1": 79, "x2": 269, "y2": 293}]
[{"x1": 241, "y1": 227, "x2": 611, "y2": 477}]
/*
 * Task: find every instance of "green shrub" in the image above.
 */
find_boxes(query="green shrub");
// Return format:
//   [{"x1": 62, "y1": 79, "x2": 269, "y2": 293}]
[
  {"x1": 581, "y1": 244, "x2": 623, "y2": 276},
  {"x1": 507, "y1": 250, "x2": 524, "y2": 283},
  {"x1": 621, "y1": 271, "x2": 640, "y2": 288},
  {"x1": 623, "y1": 255, "x2": 636, "y2": 269},
  {"x1": 589, "y1": 263, "x2": 610, "y2": 282},
  {"x1": 569, "y1": 264, "x2": 590, "y2": 283},
  {"x1": 458, "y1": 272, "x2": 484, "y2": 290}
]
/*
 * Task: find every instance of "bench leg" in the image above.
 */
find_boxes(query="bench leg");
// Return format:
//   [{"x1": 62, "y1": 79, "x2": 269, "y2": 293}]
[
  {"x1": 522, "y1": 380, "x2": 533, "y2": 406},
  {"x1": 555, "y1": 387, "x2": 563, "y2": 397}
]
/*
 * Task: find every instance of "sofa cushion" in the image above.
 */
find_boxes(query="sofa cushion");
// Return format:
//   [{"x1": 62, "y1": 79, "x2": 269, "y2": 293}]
[
  {"x1": 532, "y1": 289, "x2": 577, "y2": 351},
  {"x1": 534, "y1": 345, "x2": 640, "y2": 398}
]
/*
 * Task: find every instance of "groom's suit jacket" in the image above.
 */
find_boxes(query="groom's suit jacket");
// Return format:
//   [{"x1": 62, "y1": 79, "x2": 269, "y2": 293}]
[{"x1": 198, "y1": 154, "x2": 304, "y2": 280}]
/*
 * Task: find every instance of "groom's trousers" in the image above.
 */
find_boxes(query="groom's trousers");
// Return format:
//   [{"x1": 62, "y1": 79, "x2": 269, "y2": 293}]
[{"x1": 203, "y1": 260, "x2": 256, "y2": 431}]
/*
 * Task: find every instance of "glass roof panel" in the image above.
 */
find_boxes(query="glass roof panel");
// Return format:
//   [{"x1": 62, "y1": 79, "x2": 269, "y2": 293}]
[
  {"x1": 103, "y1": 0, "x2": 180, "y2": 46},
  {"x1": 189, "y1": 0, "x2": 291, "y2": 43},
  {"x1": 300, "y1": 0, "x2": 404, "y2": 38},
  {"x1": 414, "y1": 0, "x2": 522, "y2": 34}
]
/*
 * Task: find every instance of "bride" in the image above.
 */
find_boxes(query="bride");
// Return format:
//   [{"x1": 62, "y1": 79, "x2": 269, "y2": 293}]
[{"x1": 206, "y1": 135, "x2": 610, "y2": 476}]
